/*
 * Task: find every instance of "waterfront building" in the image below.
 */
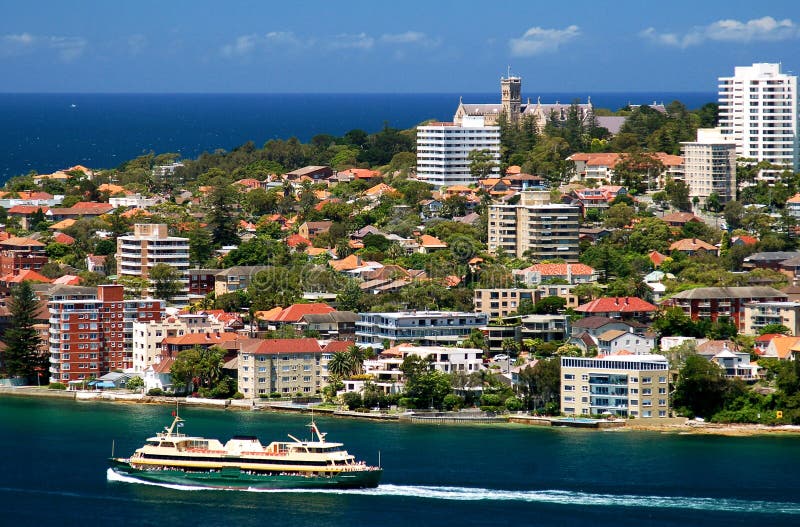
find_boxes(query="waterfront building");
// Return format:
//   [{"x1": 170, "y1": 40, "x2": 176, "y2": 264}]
[
  {"x1": 560, "y1": 353, "x2": 670, "y2": 418},
  {"x1": 47, "y1": 284, "x2": 164, "y2": 384},
  {"x1": 488, "y1": 191, "x2": 580, "y2": 261},
  {"x1": 718, "y1": 63, "x2": 799, "y2": 179},
  {"x1": 396, "y1": 344, "x2": 484, "y2": 374},
  {"x1": 415, "y1": 117, "x2": 500, "y2": 188},
  {"x1": 116, "y1": 224, "x2": 190, "y2": 304},
  {"x1": 681, "y1": 128, "x2": 737, "y2": 205},
  {"x1": 188, "y1": 269, "x2": 217, "y2": 299},
  {"x1": 661, "y1": 286, "x2": 787, "y2": 331},
  {"x1": 742, "y1": 301, "x2": 800, "y2": 336},
  {"x1": 131, "y1": 313, "x2": 225, "y2": 373},
  {"x1": 355, "y1": 311, "x2": 488, "y2": 350},
  {"x1": 237, "y1": 338, "x2": 323, "y2": 398}
]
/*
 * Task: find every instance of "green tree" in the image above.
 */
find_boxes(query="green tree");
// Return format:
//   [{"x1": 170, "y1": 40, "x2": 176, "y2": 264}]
[
  {"x1": 328, "y1": 352, "x2": 355, "y2": 378},
  {"x1": 468, "y1": 149, "x2": 498, "y2": 179},
  {"x1": 204, "y1": 178, "x2": 239, "y2": 247},
  {"x1": 336, "y1": 279, "x2": 364, "y2": 312},
  {"x1": 673, "y1": 355, "x2": 728, "y2": 418},
  {"x1": 170, "y1": 345, "x2": 228, "y2": 395},
  {"x1": 149, "y1": 263, "x2": 184, "y2": 303},
  {"x1": 401, "y1": 354, "x2": 452, "y2": 409},
  {"x1": 758, "y1": 323, "x2": 791, "y2": 336},
  {"x1": 126, "y1": 376, "x2": 144, "y2": 392},
  {"x1": 604, "y1": 203, "x2": 635, "y2": 229},
  {"x1": 665, "y1": 178, "x2": 691, "y2": 211},
  {"x1": 1, "y1": 281, "x2": 44, "y2": 381},
  {"x1": 533, "y1": 296, "x2": 566, "y2": 314},
  {"x1": 187, "y1": 224, "x2": 214, "y2": 266},
  {"x1": 516, "y1": 358, "x2": 560, "y2": 413}
]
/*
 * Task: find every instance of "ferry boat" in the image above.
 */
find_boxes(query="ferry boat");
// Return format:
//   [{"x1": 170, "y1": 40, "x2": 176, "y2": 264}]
[{"x1": 109, "y1": 410, "x2": 382, "y2": 489}]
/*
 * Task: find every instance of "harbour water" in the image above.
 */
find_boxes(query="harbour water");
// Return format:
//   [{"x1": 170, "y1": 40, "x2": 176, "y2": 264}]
[
  {"x1": 0, "y1": 92, "x2": 715, "y2": 181},
  {"x1": 1, "y1": 397, "x2": 798, "y2": 526}
]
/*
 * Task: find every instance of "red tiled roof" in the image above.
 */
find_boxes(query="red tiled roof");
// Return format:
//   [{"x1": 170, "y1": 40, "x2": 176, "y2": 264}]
[
  {"x1": 0, "y1": 269, "x2": 52, "y2": 284},
  {"x1": 250, "y1": 338, "x2": 322, "y2": 355},
  {"x1": 53, "y1": 232, "x2": 76, "y2": 245},
  {"x1": 322, "y1": 340, "x2": 355, "y2": 353},
  {"x1": 7, "y1": 205, "x2": 49, "y2": 215},
  {"x1": 419, "y1": 234, "x2": 447, "y2": 247},
  {"x1": 649, "y1": 251, "x2": 667, "y2": 267},
  {"x1": 669, "y1": 238, "x2": 717, "y2": 252},
  {"x1": 576, "y1": 297, "x2": 658, "y2": 314},
  {"x1": 286, "y1": 234, "x2": 311, "y2": 247},
  {"x1": 163, "y1": 332, "x2": 240, "y2": 346},
  {"x1": 271, "y1": 303, "x2": 335, "y2": 323},
  {"x1": 153, "y1": 357, "x2": 175, "y2": 374},
  {"x1": 0, "y1": 236, "x2": 45, "y2": 247},
  {"x1": 520, "y1": 263, "x2": 595, "y2": 276}
]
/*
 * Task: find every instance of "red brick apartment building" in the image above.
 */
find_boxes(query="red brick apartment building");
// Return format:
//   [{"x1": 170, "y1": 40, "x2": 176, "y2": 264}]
[
  {"x1": 0, "y1": 236, "x2": 48, "y2": 276},
  {"x1": 47, "y1": 285, "x2": 164, "y2": 384},
  {"x1": 661, "y1": 286, "x2": 787, "y2": 331}
]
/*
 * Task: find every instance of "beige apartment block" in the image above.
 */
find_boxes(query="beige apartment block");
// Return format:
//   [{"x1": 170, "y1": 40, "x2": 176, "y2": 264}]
[
  {"x1": 560, "y1": 354, "x2": 670, "y2": 418},
  {"x1": 488, "y1": 191, "x2": 580, "y2": 261},
  {"x1": 117, "y1": 224, "x2": 190, "y2": 304},
  {"x1": 237, "y1": 338, "x2": 323, "y2": 399},
  {"x1": 743, "y1": 301, "x2": 800, "y2": 336}
]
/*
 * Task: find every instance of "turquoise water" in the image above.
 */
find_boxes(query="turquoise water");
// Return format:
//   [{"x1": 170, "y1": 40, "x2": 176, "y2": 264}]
[{"x1": 1, "y1": 397, "x2": 798, "y2": 526}]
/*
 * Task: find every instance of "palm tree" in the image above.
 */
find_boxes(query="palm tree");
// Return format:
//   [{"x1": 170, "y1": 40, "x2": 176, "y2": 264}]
[
  {"x1": 327, "y1": 352, "x2": 354, "y2": 378},
  {"x1": 346, "y1": 344, "x2": 366, "y2": 375}
]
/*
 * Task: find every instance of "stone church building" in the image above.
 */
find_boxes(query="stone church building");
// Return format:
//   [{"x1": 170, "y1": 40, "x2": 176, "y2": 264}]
[{"x1": 454, "y1": 75, "x2": 594, "y2": 131}]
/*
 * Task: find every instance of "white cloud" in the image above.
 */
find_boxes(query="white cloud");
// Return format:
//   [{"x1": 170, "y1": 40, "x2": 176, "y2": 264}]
[
  {"x1": 329, "y1": 32, "x2": 374, "y2": 50},
  {"x1": 641, "y1": 16, "x2": 800, "y2": 49},
  {"x1": 127, "y1": 34, "x2": 147, "y2": 56},
  {"x1": 0, "y1": 32, "x2": 87, "y2": 61},
  {"x1": 220, "y1": 31, "x2": 312, "y2": 58},
  {"x1": 509, "y1": 25, "x2": 580, "y2": 56}
]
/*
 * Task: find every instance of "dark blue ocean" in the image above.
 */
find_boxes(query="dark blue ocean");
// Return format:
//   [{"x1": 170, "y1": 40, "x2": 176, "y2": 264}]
[
  {"x1": 0, "y1": 92, "x2": 715, "y2": 180},
  {"x1": 1, "y1": 397, "x2": 799, "y2": 527}
]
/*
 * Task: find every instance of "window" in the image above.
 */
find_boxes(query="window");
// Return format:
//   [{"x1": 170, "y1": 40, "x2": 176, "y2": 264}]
[
  {"x1": 658, "y1": 399, "x2": 666, "y2": 406},
  {"x1": 642, "y1": 388, "x2": 651, "y2": 395},
  {"x1": 658, "y1": 376, "x2": 667, "y2": 383},
  {"x1": 564, "y1": 385, "x2": 574, "y2": 391},
  {"x1": 643, "y1": 400, "x2": 652, "y2": 407},
  {"x1": 564, "y1": 396, "x2": 575, "y2": 402},
  {"x1": 564, "y1": 374, "x2": 575, "y2": 380},
  {"x1": 581, "y1": 386, "x2": 588, "y2": 392},
  {"x1": 658, "y1": 387, "x2": 666, "y2": 395},
  {"x1": 642, "y1": 377, "x2": 652, "y2": 383}
]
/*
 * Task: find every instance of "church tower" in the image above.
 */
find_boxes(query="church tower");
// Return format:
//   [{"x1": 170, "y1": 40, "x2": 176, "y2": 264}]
[{"x1": 501, "y1": 75, "x2": 521, "y2": 124}]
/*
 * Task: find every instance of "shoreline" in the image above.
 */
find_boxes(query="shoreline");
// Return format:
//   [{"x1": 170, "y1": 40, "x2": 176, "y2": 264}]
[{"x1": 3, "y1": 386, "x2": 800, "y2": 436}]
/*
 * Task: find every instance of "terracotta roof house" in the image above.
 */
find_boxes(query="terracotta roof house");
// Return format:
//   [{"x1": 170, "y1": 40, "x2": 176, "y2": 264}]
[
  {"x1": 765, "y1": 336, "x2": 800, "y2": 360},
  {"x1": 575, "y1": 297, "x2": 658, "y2": 321},
  {"x1": 329, "y1": 254, "x2": 363, "y2": 272},
  {"x1": 322, "y1": 340, "x2": 355, "y2": 353},
  {"x1": 298, "y1": 221, "x2": 332, "y2": 240},
  {"x1": 262, "y1": 303, "x2": 335, "y2": 326},
  {"x1": 417, "y1": 235, "x2": 447, "y2": 254},
  {"x1": 514, "y1": 263, "x2": 597, "y2": 285},
  {"x1": 661, "y1": 212, "x2": 703, "y2": 227},
  {"x1": 286, "y1": 234, "x2": 312, "y2": 248},
  {"x1": 364, "y1": 183, "x2": 398, "y2": 199},
  {"x1": 47, "y1": 202, "x2": 114, "y2": 221},
  {"x1": 52, "y1": 232, "x2": 76, "y2": 245},
  {"x1": 731, "y1": 235, "x2": 758, "y2": 246},
  {"x1": 649, "y1": 250, "x2": 668, "y2": 267},
  {"x1": 669, "y1": 238, "x2": 718, "y2": 256}
]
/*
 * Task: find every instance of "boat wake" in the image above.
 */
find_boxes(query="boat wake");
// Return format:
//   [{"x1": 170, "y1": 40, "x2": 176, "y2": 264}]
[{"x1": 107, "y1": 470, "x2": 799, "y2": 515}]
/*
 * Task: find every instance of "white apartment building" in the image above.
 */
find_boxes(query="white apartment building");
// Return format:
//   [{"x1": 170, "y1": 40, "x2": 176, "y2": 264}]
[
  {"x1": 560, "y1": 353, "x2": 670, "y2": 418},
  {"x1": 416, "y1": 116, "x2": 500, "y2": 188},
  {"x1": 356, "y1": 310, "x2": 489, "y2": 350},
  {"x1": 718, "y1": 63, "x2": 799, "y2": 180},
  {"x1": 681, "y1": 128, "x2": 737, "y2": 204},
  {"x1": 131, "y1": 313, "x2": 225, "y2": 373},
  {"x1": 117, "y1": 224, "x2": 190, "y2": 305},
  {"x1": 488, "y1": 191, "x2": 580, "y2": 261}
]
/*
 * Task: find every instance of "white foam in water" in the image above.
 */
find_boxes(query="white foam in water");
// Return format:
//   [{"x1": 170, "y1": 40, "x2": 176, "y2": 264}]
[{"x1": 106, "y1": 469, "x2": 800, "y2": 515}]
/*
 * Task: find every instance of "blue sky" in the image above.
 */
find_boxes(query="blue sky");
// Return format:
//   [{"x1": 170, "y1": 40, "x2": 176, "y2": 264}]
[{"x1": 1, "y1": 0, "x2": 799, "y2": 93}]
